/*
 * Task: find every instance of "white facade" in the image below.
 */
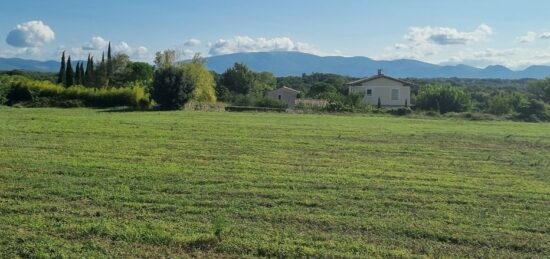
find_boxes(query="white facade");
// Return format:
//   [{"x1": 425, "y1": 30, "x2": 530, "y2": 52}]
[
  {"x1": 348, "y1": 74, "x2": 411, "y2": 107},
  {"x1": 267, "y1": 87, "x2": 300, "y2": 108}
]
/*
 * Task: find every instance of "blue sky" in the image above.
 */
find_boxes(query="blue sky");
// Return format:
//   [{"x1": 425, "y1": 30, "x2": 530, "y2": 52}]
[{"x1": 2, "y1": 0, "x2": 550, "y2": 69}]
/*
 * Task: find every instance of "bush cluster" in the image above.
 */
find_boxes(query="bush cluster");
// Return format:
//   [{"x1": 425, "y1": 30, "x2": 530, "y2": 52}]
[{"x1": 2, "y1": 75, "x2": 149, "y2": 108}]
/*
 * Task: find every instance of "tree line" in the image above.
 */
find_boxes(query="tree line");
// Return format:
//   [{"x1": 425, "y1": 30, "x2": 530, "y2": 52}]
[
  {"x1": 5, "y1": 50, "x2": 550, "y2": 121},
  {"x1": 56, "y1": 42, "x2": 154, "y2": 88}
]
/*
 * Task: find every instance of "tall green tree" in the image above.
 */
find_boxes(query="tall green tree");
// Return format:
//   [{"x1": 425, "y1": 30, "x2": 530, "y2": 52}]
[
  {"x1": 184, "y1": 54, "x2": 216, "y2": 102},
  {"x1": 95, "y1": 52, "x2": 108, "y2": 87},
  {"x1": 220, "y1": 63, "x2": 255, "y2": 95},
  {"x1": 154, "y1": 50, "x2": 176, "y2": 70},
  {"x1": 125, "y1": 62, "x2": 154, "y2": 82},
  {"x1": 151, "y1": 66, "x2": 195, "y2": 110},
  {"x1": 527, "y1": 78, "x2": 550, "y2": 103},
  {"x1": 78, "y1": 61, "x2": 85, "y2": 85},
  {"x1": 65, "y1": 56, "x2": 74, "y2": 87},
  {"x1": 74, "y1": 62, "x2": 81, "y2": 85},
  {"x1": 107, "y1": 42, "x2": 113, "y2": 82},
  {"x1": 85, "y1": 55, "x2": 95, "y2": 87},
  {"x1": 251, "y1": 72, "x2": 276, "y2": 98},
  {"x1": 57, "y1": 51, "x2": 66, "y2": 85}
]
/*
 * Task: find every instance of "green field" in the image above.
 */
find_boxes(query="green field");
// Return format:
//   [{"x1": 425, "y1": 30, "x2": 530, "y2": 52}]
[{"x1": 0, "y1": 108, "x2": 549, "y2": 258}]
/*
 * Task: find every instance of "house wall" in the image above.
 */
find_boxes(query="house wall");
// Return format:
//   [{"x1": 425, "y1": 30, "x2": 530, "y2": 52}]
[
  {"x1": 267, "y1": 89, "x2": 298, "y2": 107},
  {"x1": 349, "y1": 78, "x2": 411, "y2": 106}
]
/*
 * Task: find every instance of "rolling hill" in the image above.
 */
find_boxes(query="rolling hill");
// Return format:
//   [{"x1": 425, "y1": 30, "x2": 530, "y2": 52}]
[{"x1": 3, "y1": 52, "x2": 550, "y2": 79}]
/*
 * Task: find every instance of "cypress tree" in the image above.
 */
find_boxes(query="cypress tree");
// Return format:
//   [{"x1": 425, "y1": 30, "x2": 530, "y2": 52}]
[
  {"x1": 79, "y1": 62, "x2": 85, "y2": 85},
  {"x1": 107, "y1": 42, "x2": 113, "y2": 81},
  {"x1": 96, "y1": 52, "x2": 108, "y2": 87},
  {"x1": 74, "y1": 62, "x2": 80, "y2": 85},
  {"x1": 65, "y1": 56, "x2": 74, "y2": 87},
  {"x1": 57, "y1": 51, "x2": 66, "y2": 85},
  {"x1": 84, "y1": 54, "x2": 91, "y2": 86},
  {"x1": 85, "y1": 55, "x2": 95, "y2": 87}
]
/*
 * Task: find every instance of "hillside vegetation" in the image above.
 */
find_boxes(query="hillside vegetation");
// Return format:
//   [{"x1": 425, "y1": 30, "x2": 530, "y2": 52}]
[{"x1": 0, "y1": 108, "x2": 549, "y2": 258}]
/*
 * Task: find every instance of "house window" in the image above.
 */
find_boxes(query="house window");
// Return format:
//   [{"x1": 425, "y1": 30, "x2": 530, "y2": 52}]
[
  {"x1": 366, "y1": 89, "x2": 373, "y2": 96},
  {"x1": 278, "y1": 95, "x2": 282, "y2": 100},
  {"x1": 391, "y1": 89, "x2": 399, "y2": 100}
]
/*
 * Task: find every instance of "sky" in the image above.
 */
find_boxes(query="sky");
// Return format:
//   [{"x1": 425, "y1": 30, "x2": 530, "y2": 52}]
[{"x1": 2, "y1": 0, "x2": 550, "y2": 69}]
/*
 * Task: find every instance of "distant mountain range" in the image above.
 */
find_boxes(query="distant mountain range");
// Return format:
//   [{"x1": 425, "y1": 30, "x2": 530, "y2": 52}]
[
  {"x1": 0, "y1": 58, "x2": 59, "y2": 73},
  {"x1": 3, "y1": 52, "x2": 550, "y2": 79}
]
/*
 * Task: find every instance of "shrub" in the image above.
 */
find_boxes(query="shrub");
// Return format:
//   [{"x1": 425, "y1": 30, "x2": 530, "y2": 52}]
[
  {"x1": 487, "y1": 92, "x2": 526, "y2": 115},
  {"x1": 212, "y1": 215, "x2": 227, "y2": 242},
  {"x1": 6, "y1": 84, "x2": 34, "y2": 105},
  {"x1": 416, "y1": 84, "x2": 471, "y2": 114},
  {"x1": 0, "y1": 76, "x2": 12, "y2": 105},
  {"x1": 516, "y1": 99, "x2": 549, "y2": 122},
  {"x1": 4, "y1": 75, "x2": 149, "y2": 108},
  {"x1": 255, "y1": 97, "x2": 287, "y2": 109},
  {"x1": 391, "y1": 107, "x2": 412, "y2": 116},
  {"x1": 324, "y1": 100, "x2": 347, "y2": 112},
  {"x1": 151, "y1": 66, "x2": 194, "y2": 110}
]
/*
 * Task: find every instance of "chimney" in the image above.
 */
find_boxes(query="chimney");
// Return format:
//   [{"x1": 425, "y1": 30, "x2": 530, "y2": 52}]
[{"x1": 377, "y1": 69, "x2": 383, "y2": 76}]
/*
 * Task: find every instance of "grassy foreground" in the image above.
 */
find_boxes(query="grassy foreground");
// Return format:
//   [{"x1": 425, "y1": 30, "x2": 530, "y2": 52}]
[{"x1": 0, "y1": 108, "x2": 549, "y2": 258}]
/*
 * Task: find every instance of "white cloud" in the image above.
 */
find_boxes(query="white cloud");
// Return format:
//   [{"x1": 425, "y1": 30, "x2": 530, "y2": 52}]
[
  {"x1": 539, "y1": 32, "x2": 550, "y2": 39},
  {"x1": 61, "y1": 37, "x2": 150, "y2": 61},
  {"x1": 184, "y1": 38, "x2": 201, "y2": 47},
  {"x1": 208, "y1": 36, "x2": 327, "y2": 56},
  {"x1": 6, "y1": 20, "x2": 55, "y2": 48},
  {"x1": 82, "y1": 36, "x2": 109, "y2": 50},
  {"x1": 517, "y1": 31, "x2": 537, "y2": 43},
  {"x1": 405, "y1": 24, "x2": 492, "y2": 46},
  {"x1": 376, "y1": 24, "x2": 493, "y2": 62}
]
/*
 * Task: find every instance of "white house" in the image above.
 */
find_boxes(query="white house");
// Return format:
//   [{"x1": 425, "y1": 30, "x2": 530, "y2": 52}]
[
  {"x1": 347, "y1": 70, "x2": 412, "y2": 107},
  {"x1": 267, "y1": 86, "x2": 300, "y2": 108}
]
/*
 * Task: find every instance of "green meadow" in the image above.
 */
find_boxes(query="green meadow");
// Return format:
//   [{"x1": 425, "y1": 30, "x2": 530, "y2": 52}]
[{"x1": 0, "y1": 108, "x2": 549, "y2": 258}]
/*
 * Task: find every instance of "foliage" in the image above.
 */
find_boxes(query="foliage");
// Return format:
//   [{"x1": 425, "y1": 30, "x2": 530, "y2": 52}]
[
  {"x1": 154, "y1": 50, "x2": 177, "y2": 70},
  {"x1": 65, "y1": 56, "x2": 74, "y2": 87},
  {"x1": 220, "y1": 63, "x2": 255, "y2": 95},
  {"x1": 85, "y1": 54, "x2": 95, "y2": 87},
  {"x1": 125, "y1": 62, "x2": 154, "y2": 83},
  {"x1": 184, "y1": 55, "x2": 216, "y2": 103},
  {"x1": 227, "y1": 94, "x2": 287, "y2": 109},
  {"x1": 487, "y1": 92, "x2": 526, "y2": 115},
  {"x1": 390, "y1": 107, "x2": 413, "y2": 116},
  {"x1": 151, "y1": 66, "x2": 194, "y2": 110},
  {"x1": 0, "y1": 70, "x2": 57, "y2": 82},
  {"x1": 251, "y1": 71, "x2": 276, "y2": 97},
  {"x1": 309, "y1": 82, "x2": 338, "y2": 98},
  {"x1": 276, "y1": 73, "x2": 355, "y2": 97},
  {"x1": 527, "y1": 78, "x2": 550, "y2": 103},
  {"x1": 255, "y1": 96, "x2": 287, "y2": 108},
  {"x1": 516, "y1": 98, "x2": 549, "y2": 121},
  {"x1": 416, "y1": 84, "x2": 471, "y2": 114},
  {"x1": 3, "y1": 75, "x2": 148, "y2": 108},
  {"x1": 212, "y1": 215, "x2": 227, "y2": 242},
  {"x1": 108, "y1": 53, "x2": 131, "y2": 86},
  {"x1": 57, "y1": 51, "x2": 66, "y2": 85}
]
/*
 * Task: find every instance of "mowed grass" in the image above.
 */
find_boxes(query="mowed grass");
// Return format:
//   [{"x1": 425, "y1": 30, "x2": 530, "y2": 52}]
[{"x1": 0, "y1": 108, "x2": 549, "y2": 258}]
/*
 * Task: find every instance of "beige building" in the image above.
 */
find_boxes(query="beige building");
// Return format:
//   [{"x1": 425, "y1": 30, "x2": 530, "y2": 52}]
[
  {"x1": 267, "y1": 86, "x2": 300, "y2": 108},
  {"x1": 347, "y1": 70, "x2": 412, "y2": 107}
]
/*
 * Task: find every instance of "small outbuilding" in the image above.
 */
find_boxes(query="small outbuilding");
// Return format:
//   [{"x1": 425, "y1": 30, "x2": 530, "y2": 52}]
[
  {"x1": 267, "y1": 86, "x2": 300, "y2": 108},
  {"x1": 347, "y1": 70, "x2": 413, "y2": 107}
]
